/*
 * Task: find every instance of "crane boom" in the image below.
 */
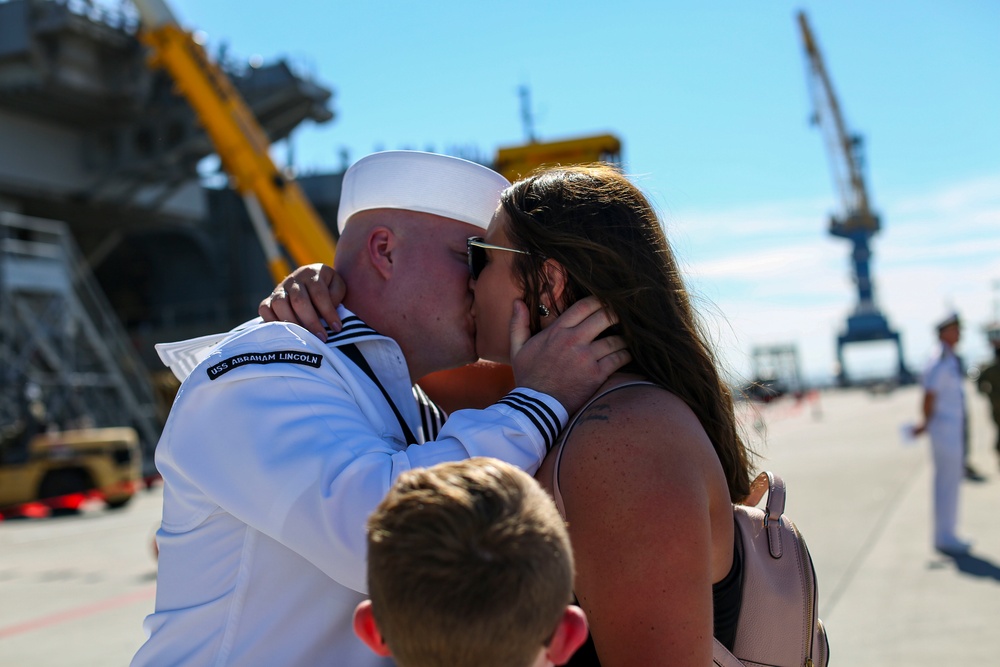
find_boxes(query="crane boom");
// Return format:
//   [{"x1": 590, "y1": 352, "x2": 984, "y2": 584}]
[
  {"x1": 796, "y1": 11, "x2": 912, "y2": 387},
  {"x1": 797, "y1": 11, "x2": 877, "y2": 234},
  {"x1": 133, "y1": 0, "x2": 337, "y2": 282}
]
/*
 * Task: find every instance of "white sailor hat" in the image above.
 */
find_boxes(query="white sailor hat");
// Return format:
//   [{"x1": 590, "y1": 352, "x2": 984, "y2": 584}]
[
  {"x1": 336, "y1": 151, "x2": 510, "y2": 233},
  {"x1": 935, "y1": 311, "x2": 961, "y2": 331}
]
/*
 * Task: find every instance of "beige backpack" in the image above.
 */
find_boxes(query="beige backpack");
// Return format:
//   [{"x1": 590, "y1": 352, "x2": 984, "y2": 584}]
[{"x1": 713, "y1": 471, "x2": 830, "y2": 667}]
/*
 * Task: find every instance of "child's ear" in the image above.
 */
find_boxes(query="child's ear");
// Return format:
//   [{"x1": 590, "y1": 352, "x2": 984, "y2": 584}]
[
  {"x1": 352, "y1": 600, "x2": 393, "y2": 657},
  {"x1": 545, "y1": 605, "x2": 589, "y2": 665}
]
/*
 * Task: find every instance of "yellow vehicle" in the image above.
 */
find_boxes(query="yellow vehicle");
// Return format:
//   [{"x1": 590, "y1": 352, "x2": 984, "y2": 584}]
[{"x1": 0, "y1": 426, "x2": 141, "y2": 515}]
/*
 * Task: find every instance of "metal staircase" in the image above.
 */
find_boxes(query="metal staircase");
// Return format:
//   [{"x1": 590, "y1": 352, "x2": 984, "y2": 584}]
[{"x1": 0, "y1": 211, "x2": 162, "y2": 473}]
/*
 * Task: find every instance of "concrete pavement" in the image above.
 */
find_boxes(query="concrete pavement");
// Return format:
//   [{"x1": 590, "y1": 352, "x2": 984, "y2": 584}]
[
  {"x1": 749, "y1": 382, "x2": 1000, "y2": 665},
  {"x1": 2, "y1": 383, "x2": 998, "y2": 665}
]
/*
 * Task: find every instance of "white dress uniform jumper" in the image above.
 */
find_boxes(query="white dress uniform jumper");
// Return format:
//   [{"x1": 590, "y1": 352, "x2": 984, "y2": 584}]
[{"x1": 132, "y1": 308, "x2": 566, "y2": 667}]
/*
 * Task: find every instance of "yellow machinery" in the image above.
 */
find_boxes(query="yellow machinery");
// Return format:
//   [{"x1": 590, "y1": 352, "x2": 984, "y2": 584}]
[
  {"x1": 133, "y1": 0, "x2": 337, "y2": 282},
  {"x1": 495, "y1": 133, "x2": 622, "y2": 182}
]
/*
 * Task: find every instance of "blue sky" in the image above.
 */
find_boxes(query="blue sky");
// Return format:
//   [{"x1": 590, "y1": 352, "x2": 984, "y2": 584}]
[{"x1": 159, "y1": 0, "x2": 999, "y2": 383}]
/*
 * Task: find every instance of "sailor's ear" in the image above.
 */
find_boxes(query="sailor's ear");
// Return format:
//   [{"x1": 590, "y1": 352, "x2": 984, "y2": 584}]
[{"x1": 366, "y1": 227, "x2": 398, "y2": 281}]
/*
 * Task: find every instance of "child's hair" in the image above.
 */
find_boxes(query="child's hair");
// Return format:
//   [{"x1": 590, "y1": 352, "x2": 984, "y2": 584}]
[{"x1": 365, "y1": 457, "x2": 575, "y2": 667}]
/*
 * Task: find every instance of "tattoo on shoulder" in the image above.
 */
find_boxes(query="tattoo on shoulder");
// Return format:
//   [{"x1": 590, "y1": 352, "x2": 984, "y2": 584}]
[{"x1": 578, "y1": 403, "x2": 611, "y2": 425}]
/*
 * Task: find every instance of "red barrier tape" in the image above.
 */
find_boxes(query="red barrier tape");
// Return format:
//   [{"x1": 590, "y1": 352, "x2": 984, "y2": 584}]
[
  {"x1": 1, "y1": 491, "x2": 98, "y2": 521},
  {"x1": 0, "y1": 477, "x2": 157, "y2": 521}
]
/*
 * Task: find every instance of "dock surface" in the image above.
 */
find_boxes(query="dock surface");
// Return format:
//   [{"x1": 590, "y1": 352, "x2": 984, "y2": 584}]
[{"x1": 1, "y1": 383, "x2": 998, "y2": 665}]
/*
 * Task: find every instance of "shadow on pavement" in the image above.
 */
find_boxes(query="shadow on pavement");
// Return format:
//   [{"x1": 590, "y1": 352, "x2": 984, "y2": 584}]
[{"x1": 951, "y1": 552, "x2": 1000, "y2": 581}]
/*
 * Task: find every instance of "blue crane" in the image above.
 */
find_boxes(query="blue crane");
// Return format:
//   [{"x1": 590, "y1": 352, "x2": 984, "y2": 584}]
[{"x1": 797, "y1": 11, "x2": 914, "y2": 387}]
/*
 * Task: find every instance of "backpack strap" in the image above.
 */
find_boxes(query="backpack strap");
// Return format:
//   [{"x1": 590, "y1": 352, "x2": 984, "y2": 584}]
[
  {"x1": 715, "y1": 470, "x2": 787, "y2": 667},
  {"x1": 743, "y1": 471, "x2": 787, "y2": 558},
  {"x1": 712, "y1": 639, "x2": 745, "y2": 667}
]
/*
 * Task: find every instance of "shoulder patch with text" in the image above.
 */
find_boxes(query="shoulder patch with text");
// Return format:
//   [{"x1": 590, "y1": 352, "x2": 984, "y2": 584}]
[{"x1": 206, "y1": 350, "x2": 323, "y2": 380}]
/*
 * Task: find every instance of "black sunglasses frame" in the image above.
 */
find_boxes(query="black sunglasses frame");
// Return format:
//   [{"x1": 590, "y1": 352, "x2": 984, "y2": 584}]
[{"x1": 466, "y1": 236, "x2": 532, "y2": 280}]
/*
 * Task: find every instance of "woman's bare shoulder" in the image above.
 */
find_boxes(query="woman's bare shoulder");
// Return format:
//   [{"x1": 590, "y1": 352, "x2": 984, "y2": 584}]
[
  {"x1": 558, "y1": 384, "x2": 714, "y2": 497},
  {"x1": 571, "y1": 382, "x2": 709, "y2": 456},
  {"x1": 556, "y1": 382, "x2": 731, "y2": 576}
]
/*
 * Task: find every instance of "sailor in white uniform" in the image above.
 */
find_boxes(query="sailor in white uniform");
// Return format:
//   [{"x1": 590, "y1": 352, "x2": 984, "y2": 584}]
[
  {"x1": 916, "y1": 312, "x2": 970, "y2": 555},
  {"x1": 132, "y1": 151, "x2": 627, "y2": 667}
]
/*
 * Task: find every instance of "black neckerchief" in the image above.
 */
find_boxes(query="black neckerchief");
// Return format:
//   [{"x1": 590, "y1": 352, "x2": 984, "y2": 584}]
[{"x1": 339, "y1": 343, "x2": 418, "y2": 445}]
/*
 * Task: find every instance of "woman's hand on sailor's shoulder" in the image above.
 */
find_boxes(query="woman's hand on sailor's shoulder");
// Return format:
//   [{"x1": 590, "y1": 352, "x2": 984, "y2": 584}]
[{"x1": 259, "y1": 263, "x2": 345, "y2": 341}]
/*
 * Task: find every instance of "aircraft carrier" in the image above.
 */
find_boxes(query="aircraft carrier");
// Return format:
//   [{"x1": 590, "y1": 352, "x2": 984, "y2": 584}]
[{"x1": 0, "y1": 0, "x2": 345, "y2": 470}]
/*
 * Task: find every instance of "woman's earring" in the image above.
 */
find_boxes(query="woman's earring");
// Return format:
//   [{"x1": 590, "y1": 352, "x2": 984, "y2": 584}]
[{"x1": 538, "y1": 304, "x2": 551, "y2": 318}]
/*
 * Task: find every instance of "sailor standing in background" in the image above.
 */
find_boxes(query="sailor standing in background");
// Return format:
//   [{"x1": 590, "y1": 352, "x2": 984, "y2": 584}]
[{"x1": 914, "y1": 312, "x2": 971, "y2": 555}]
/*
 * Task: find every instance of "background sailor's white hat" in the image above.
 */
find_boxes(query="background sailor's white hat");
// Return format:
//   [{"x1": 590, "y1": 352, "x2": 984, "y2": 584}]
[
  {"x1": 935, "y1": 311, "x2": 961, "y2": 331},
  {"x1": 336, "y1": 150, "x2": 510, "y2": 233}
]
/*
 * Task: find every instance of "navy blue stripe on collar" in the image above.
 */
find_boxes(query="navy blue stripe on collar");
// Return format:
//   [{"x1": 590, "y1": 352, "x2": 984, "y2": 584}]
[
  {"x1": 325, "y1": 316, "x2": 381, "y2": 345},
  {"x1": 413, "y1": 384, "x2": 446, "y2": 441},
  {"x1": 327, "y1": 329, "x2": 383, "y2": 345}
]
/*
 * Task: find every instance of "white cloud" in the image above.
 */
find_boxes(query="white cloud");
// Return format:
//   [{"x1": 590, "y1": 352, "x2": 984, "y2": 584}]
[
  {"x1": 690, "y1": 243, "x2": 828, "y2": 280},
  {"x1": 665, "y1": 173, "x2": 1000, "y2": 384},
  {"x1": 889, "y1": 174, "x2": 1000, "y2": 219},
  {"x1": 669, "y1": 198, "x2": 829, "y2": 239}
]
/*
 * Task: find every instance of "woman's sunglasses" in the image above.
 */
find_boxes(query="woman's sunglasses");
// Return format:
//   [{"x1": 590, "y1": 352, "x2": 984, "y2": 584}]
[{"x1": 466, "y1": 237, "x2": 532, "y2": 280}]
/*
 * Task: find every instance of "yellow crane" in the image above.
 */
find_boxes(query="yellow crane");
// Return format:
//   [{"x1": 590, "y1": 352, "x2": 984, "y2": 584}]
[{"x1": 133, "y1": 0, "x2": 337, "y2": 282}]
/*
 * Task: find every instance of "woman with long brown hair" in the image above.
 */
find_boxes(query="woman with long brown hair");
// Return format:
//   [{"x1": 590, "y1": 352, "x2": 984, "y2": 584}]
[{"x1": 468, "y1": 164, "x2": 751, "y2": 665}]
